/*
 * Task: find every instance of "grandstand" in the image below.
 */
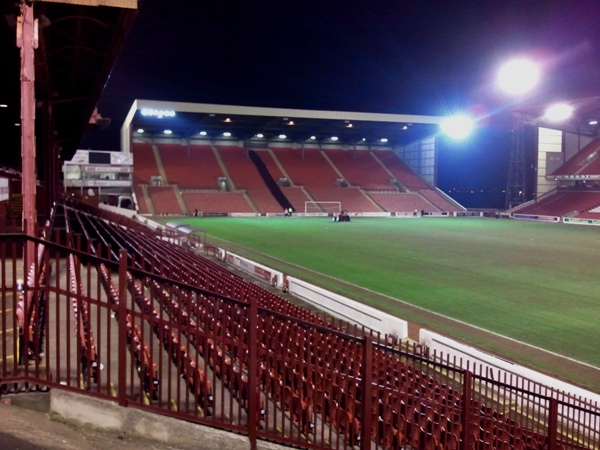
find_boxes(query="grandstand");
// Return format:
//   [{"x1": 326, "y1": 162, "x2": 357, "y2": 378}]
[
  {"x1": 510, "y1": 137, "x2": 600, "y2": 220},
  {"x1": 2, "y1": 201, "x2": 598, "y2": 450},
  {"x1": 126, "y1": 137, "x2": 466, "y2": 216}
]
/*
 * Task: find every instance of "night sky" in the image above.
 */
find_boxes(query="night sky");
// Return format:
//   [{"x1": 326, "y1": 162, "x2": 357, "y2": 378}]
[{"x1": 81, "y1": 0, "x2": 600, "y2": 208}]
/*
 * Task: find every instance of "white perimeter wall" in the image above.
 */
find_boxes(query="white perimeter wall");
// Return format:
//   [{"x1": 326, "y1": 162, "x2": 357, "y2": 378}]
[
  {"x1": 287, "y1": 276, "x2": 408, "y2": 339},
  {"x1": 420, "y1": 329, "x2": 600, "y2": 431}
]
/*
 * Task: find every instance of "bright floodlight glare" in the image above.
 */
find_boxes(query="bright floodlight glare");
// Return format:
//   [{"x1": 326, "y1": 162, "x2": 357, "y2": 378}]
[
  {"x1": 199, "y1": 131, "x2": 207, "y2": 136},
  {"x1": 164, "y1": 129, "x2": 172, "y2": 135},
  {"x1": 331, "y1": 136, "x2": 339, "y2": 141},
  {"x1": 589, "y1": 120, "x2": 598, "y2": 125},
  {"x1": 256, "y1": 133, "x2": 264, "y2": 138},
  {"x1": 223, "y1": 132, "x2": 232, "y2": 137},
  {"x1": 544, "y1": 103, "x2": 573, "y2": 122},
  {"x1": 440, "y1": 116, "x2": 473, "y2": 139},
  {"x1": 380, "y1": 138, "x2": 388, "y2": 143},
  {"x1": 497, "y1": 59, "x2": 540, "y2": 95},
  {"x1": 136, "y1": 128, "x2": 144, "y2": 133},
  {"x1": 310, "y1": 136, "x2": 316, "y2": 140},
  {"x1": 279, "y1": 134, "x2": 286, "y2": 139}
]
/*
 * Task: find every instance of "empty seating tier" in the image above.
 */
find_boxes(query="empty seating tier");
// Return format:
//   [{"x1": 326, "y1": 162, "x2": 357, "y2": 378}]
[
  {"x1": 515, "y1": 190, "x2": 600, "y2": 216},
  {"x1": 159, "y1": 144, "x2": 223, "y2": 189},
  {"x1": 552, "y1": 138, "x2": 600, "y2": 176},
  {"x1": 132, "y1": 142, "x2": 160, "y2": 185},
  {"x1": 182, "y1": 192, "x2": 254, "y2": 214},
  {"x1": 217, "y1": 146, "x2": 282, "y2": 213},
  {"x1": 373, "y1": 150, "x2": 430, "y2": 190},
  {"x1": 148, "y1": 186, "x2": 182, "y2": 214},
  {"x1": 325, "y1": 149, "x2": 393, "y2": 190}
]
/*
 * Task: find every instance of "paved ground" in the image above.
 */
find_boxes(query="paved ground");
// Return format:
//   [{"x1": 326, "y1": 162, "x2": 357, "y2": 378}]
[{"x1": 0, "y1": 394, "x2": 204, "y2": 450}]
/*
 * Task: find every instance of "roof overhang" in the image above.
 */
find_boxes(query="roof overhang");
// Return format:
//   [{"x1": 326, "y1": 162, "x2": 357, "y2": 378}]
[
  {"x1": 38, "y1": 0, "x2": 137, "y2": 8},
  {"x1": 121, "y1": 99, "x2": 447, "y2": 153}
]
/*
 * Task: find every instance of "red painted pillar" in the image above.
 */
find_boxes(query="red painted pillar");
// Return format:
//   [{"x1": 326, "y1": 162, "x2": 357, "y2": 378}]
[
  {"x1": 547, "y1": 397, "x2": 558, "y2": 450},
  {"x1": 18, "y1": 2, "x2": 38, "y2": 268},
  {"x1": 117, "y1": 249, "x2": 128, "y2": 406},
  {"x1": 360, "y1": 335, "x2": 373, "y2": 450},
  {"x1": 247, "y1": 296, "x2": 258, "y2": 450},
  {"x1": 460, "y1": 370, "x2": 473, "y2": 450}
]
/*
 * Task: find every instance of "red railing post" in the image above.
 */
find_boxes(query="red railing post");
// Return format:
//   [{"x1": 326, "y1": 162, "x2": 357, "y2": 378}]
[
  {"x1": 117, "y1": 249, "x2": 128, "y2": 406},
  {"x1": 547, "y1": 397, "x2": 558, "y2": 450},
  {"x1": 22, "y1": 235, "x2": 30, "y2": 378},
  {"x1": 247, "y1": 296, "x2": 258, "y2": 450},
  {"x1": 360, "y1": 335, "x2": 373, "y2": 450},
  {"x1": 460, "y1": 370, "x2": 473, "y2": 450}
]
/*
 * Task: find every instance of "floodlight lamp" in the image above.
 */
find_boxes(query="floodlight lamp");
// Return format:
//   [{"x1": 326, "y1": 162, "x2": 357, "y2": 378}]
[
  {"x1": 164, "y1": 129, "x2": 173, "y2": 135},
  {"x1": 223, "y1": 132, "x2": 232, "y2": 137},
  {"x1": 361, "y1": 138, "x2": 366, "y2": 141},
  {"x1": 199, "y1": 131, "x2": 207, "y2": 136},
  {"x1": 224, "y1": 118, "x2": 232, "y2": 123},
  {"x1": 497, "y1": 59, "x2": 540, "y2": 95},
  {"x1": 256, "y1": 133, "x2": 264, "y2": 138},
  {"x1": 380, "y1": 138, "x2": 388, "y2": 143},
  {"x1": 402, "y1": 125, "x2": 408, "y2": 130},
  {"x1": 331, "y1": 136, "x2": 339, "y2": 141},
  {"x1": 278, "y1": 134, "x2": 287, "y2": 139},
  {"x1": 346, "y1": 123, "x2": 353, "y2": 128},
  {"x1": 288, "y1": 121, "x2": 294, "y2": 126},
  {"x1": 136, "y1": 128, "x2": 144, "y2": 133},
  {"x1": 0, "y1": 104, "x2": 7, "y2": 108},
  {"x1": 440, "y1": 116, "x2": 473, "y2": 139},
  {"x1": 310, "y1": 136, "x2": 316, "y2": 140},
  {"x1": 544, "y1": 103, "x2": 573, "y2": 122},
  {"x1": 589, "y1": 120, "x2": 598, "y2": 126}
]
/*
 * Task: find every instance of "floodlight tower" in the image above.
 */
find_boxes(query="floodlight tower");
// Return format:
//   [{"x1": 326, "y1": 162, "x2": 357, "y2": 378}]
[
  {"x1": 506, "y1": 113, "x2": 529, "y2": 209},
  {"x1": 497, "y1": 59, "x2": 540, "y2": 209}
]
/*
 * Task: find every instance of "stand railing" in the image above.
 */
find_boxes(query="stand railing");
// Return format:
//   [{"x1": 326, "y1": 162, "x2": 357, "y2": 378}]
[{"x1": 1, "y1": 233, "x2": 598, "y2": 450}]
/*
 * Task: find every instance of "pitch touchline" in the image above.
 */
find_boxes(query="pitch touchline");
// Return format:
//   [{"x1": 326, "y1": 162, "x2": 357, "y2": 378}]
[{"x1": 209, "y1": 237, "x2": 600, "y2": 373}]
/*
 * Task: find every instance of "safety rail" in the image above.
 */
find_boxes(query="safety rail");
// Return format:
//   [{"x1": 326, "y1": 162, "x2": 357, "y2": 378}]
[{"x1": 0, "y1": 233, "x2": 599, "y2": 450}]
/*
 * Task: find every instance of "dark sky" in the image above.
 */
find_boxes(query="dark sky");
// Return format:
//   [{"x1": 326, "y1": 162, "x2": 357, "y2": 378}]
[{"x1": 82, "y1": 0, "x2": 600, "y2": 208}]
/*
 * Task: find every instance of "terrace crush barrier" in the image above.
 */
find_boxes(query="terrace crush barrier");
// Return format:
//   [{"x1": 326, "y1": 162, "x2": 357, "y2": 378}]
[{"x1": 0, "y1": 230, "x2": 599, "y2": 450}]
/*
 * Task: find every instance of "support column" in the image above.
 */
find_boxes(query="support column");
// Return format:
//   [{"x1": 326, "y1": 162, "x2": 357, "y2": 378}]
[{"x1": 18, "y1": 1, "x2": 38, "y2": 261}]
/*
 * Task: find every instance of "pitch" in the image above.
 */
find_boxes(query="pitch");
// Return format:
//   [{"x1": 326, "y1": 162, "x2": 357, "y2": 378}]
[{"x1": 167, "y1": 216, "x2": 600, "y2": 391}]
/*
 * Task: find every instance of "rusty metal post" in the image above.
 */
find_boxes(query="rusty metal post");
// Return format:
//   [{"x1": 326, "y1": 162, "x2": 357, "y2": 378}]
[
  {"x1": 247, "y1": 297, "x2": 258, "y2": 450},
  {"x1": 460, "y1": 370, "x2": 472, "y2": 450},
  {"x1": 547, "y1": 397, "x2": 558, "y2": 450},
  {"x1": 117, "y1": 249, "x2": 128, "y2": 406},
  {"x1": 360, "y1": 335, "x2": 373, "y2": 450},
  {"x1": 17, "y1": 1, "x2": 38, "y2": 267}
]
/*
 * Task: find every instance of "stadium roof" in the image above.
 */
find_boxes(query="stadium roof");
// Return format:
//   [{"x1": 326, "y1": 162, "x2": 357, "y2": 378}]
[
  {"x1": 122, "y1": 99, "x2": 447, "y2": 152},
  {"x1": 0, "y1": 1, "x2": 137, "y2": 171}
]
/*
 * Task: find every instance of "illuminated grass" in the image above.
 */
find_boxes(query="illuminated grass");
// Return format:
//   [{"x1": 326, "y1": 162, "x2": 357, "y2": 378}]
[{"x1": 167, "y1": 216, "x2": 600, "y2": 388}]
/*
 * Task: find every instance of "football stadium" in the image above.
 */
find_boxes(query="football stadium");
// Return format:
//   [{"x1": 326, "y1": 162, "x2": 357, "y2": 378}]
[{"x1": 1, "y1": 1, "x2": 600, "y2": 450}]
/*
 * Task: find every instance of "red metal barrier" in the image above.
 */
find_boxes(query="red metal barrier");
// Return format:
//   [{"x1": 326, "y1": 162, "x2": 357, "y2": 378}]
[{"x1": 0, "y1": 233, "x2": 599, "y2": 450}]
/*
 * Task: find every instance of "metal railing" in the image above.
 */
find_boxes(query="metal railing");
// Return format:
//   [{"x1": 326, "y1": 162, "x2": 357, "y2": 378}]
[{"x1": 1, "y1": 233, "x2": 598, "y2": 450}]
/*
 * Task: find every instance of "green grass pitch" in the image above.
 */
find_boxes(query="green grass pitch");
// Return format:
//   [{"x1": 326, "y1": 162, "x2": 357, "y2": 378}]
[{"x1": 167, "y1": 216, "x2": 600, "y2": 391}]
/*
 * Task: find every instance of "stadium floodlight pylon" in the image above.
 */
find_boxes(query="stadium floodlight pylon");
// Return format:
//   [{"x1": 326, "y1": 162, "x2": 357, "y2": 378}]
[{"x1": 304, "y1": 201, "x2": 342, "y2": 214}]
